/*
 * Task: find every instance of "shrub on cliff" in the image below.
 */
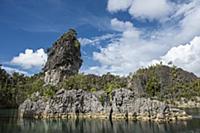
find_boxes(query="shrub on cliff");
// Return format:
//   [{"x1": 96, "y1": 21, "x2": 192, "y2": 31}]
[
  {"x1": 145, "y1": 75, "x2": 161, "y2": 97},
  {"x1": 62, "y1": 73, "x2": 127, "y2": 92},
  {"x1": 0, "y1": 68, "x2": 47, "y2": 107},
  {"x1": 128, "y1": 64, "x2": 199, "y2": 100}
]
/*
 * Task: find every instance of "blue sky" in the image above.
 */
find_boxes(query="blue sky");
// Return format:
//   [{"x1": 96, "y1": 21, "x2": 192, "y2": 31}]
[{"x1": 1, "y1": 0, "x2": 200, "y2": 76}]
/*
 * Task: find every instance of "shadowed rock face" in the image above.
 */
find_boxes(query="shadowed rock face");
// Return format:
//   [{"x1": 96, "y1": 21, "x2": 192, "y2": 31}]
[{"x1": 43, "y1": 29, "x2": 82, "y2": 85}]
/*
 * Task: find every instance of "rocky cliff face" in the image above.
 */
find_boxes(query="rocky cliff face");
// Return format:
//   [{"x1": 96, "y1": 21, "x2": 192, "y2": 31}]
[
  {"x1": 43, "y1": 29, "x2": 82, "y2": 85},
  {"x1": 19, "y1": 88, "x2": 190, "y2": 121},
  {"x1": 128, "y1": 65, "x2": 198, "y2": 96}
]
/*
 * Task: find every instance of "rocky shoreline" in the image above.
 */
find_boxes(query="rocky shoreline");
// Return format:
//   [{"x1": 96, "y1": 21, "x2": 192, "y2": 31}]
[
  {"x1": 18, "y1": 88, "x2": 192, "y2": 122},
  {"x1": 173, "y1": 97, "x2": 200, "y2": 108}
]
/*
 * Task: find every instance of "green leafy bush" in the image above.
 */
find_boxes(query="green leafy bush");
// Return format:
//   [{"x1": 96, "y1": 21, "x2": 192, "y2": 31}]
[{"x1": 145, "y1": 76, "x2": 161, "y2": 97}]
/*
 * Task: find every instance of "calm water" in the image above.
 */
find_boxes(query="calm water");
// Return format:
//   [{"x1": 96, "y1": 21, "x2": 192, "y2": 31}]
[{"x1": 0, "y1": 109, "x2": 200, "y2": 133}]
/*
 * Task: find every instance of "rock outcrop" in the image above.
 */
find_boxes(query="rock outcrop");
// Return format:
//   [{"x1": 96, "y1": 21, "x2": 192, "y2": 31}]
[
  {"x1": 128, "y1": 65, "x2": 198, "y2": 96},
  {"x1": 19, "y1": 88, "x2": 191, "y2": 121},
  {"x1": 43, "y1": 29, "x2": 82, "y2": 85},
  {"x1": 170, "y1": 97, "x2": 200, "y2": 108}
]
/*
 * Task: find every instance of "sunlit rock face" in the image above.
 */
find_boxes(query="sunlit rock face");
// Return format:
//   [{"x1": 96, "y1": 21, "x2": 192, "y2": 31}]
[
  {"x1": 19, "y1": 88, "x2": 191, "y2": 121},
  {"x1": 43, "y1": 29, "x2": 82, "y2": 85}
]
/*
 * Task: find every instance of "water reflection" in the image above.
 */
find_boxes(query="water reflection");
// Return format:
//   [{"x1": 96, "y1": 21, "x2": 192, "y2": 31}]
[
  {"x1": 0, "y1": 109, "x2": 200, "y2": 133},
  {"x1": 0, "y1": 118, "x2": 200, "y2": 133}
]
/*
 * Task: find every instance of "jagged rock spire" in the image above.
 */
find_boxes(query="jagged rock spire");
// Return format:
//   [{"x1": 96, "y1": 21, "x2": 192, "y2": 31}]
[{"x1": 43, "y1": 29, "x2": 82, "y2": 85}]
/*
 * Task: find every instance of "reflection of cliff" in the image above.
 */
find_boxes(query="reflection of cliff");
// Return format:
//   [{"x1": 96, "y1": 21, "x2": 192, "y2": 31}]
[{"x1": 8, "y1": 118, "x2": 200, "y2": 133}]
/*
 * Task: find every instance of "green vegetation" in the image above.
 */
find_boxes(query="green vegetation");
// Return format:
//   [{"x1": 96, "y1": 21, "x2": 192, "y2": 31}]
[
  {"x1": 130, "y1": 63, "x2": 200, "y2": 100},
  {"x1": 99, "y1": 95, "x2": 104, "y2": 105},
  {"x1": 0, "y1": 66, "x2": 57, "y2": 108},
  {"x1": 62, "y1": 73, "x2": 127, "y2": 92},
  {"x1": 61, "y1": 29, "x2": 77, "y2": 41},
  {"x1": 51, "y1": 28, "x2": 80, "y2": 49},
  {"x1": 104, "y1": 82, "x2": 121, "y2": 94},
  {"x1": 0, "y1": 66, "x2": 127, "y2": 108},
  {"x1": 171, "y1": 65, "x2": 178, "y2": 79},
  {"x1": 0, "y1": 67, "x2": 14, "y2": 107},
  {"x1": 145, "y1": 75, "x2": 161, "y2": 97},
  {"x1": 41, "y1": 85, "x2": 57, "y2": 99},
  {"x1": 1, "y1": 63, "x2": 200, "y2": 108},
  {"x1": 90, "y1": 87, "x2": 97, "y2": 93},
  {"x1": 74, "y1": 40, "x2": 80, "y2": 48},
  {"x1": 167, "y1": 79, "x2": 200, "y2": 100}
]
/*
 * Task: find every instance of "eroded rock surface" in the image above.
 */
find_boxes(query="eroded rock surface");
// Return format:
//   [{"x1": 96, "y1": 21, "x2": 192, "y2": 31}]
[
  {"x1": 43, "y1": 29, "x2": 82, "y2": 85},
  {"x1": 19, "y1": 88, "x2": 190, "y2": 121}
]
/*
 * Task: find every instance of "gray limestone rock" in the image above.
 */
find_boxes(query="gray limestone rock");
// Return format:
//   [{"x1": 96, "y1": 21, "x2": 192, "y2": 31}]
[
  {"x1": 19, "y1": 88, "x2": 189, "y2": 121},
  {"x1": 43, "y1": 29, "x2": 82, "y2": 85}
]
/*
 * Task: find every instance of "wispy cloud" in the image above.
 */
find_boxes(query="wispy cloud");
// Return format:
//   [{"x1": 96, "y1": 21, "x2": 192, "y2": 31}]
[
  {"x1": 79, "y1": 33, "x2": 120, "y2": 46},
  {"x1": 0, "y1": 0, "x2": 112, "y2": 33},
  {"x1": 1, "y1": 66, "x2": 30, "y2": 76}
]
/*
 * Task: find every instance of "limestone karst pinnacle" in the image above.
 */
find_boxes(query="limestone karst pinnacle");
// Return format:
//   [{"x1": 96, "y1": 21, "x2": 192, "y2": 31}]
[{"x1": 43, "y1": 29, "x2": 83, "y2": 85}]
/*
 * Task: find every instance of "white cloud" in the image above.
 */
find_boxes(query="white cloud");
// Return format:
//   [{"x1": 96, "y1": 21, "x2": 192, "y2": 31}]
[
  {"x1": 78, "y1": 38, "x2": 93, "y2": 46},
  {"x1": 90, "y1": 19, "x2": 165, "y2": 75},
  {"x1": 150, "y1": 0, "x2": 200, "y2": 46},
  {"x1": 111, "y1": 18, "x2": 140, "y2": 38},
  {"x1": 129, "y1": 0, "x2": 173, "y2": 20},
  {"x1": 170, "y1": 0, "x2": 197, "y2": 19},
  {"x1": 160, "y1": 36, "x2": 200, "y2": 76},
  {"x1": 1, "y1": 66, "x2": 30, "y2": 76},
  {"x1": 83, "y1": 66, "x2": 110, "y2": 75},
  {"x1": 177, "y1": 5, "x2": 200, "y2": 43},
  {"x1": 87, "y1": 0, "x2": 200, "y2": 76},
  {"x1": 111, "y1": 18, "x2": 134, "y2": 32},
  {"x1": 82, "y1": 1, "x2": 200, "y2": 76},
  {"x1": 11, "y1": 49, "x2": 47, "y2": 69},
  {"x1": 107, "y1": 0, "x2": 133, "y2": 12},
  {"x1": 147, "y1": 36, "x2": 200, "y2": 76},
  {"x1": 107, "y1": 0, "x2": 174, "y2": 21}
]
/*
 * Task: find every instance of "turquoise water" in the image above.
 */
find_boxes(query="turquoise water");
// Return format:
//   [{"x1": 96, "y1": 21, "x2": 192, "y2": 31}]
[{"x1": 0, "y1": 109, "x2": 200, "y2": 133}]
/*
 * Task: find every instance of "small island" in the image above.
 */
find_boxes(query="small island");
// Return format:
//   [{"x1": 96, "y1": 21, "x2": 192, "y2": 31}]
[{"x1": 1, "y1": 29, "x2": 200, "y2": 122}]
